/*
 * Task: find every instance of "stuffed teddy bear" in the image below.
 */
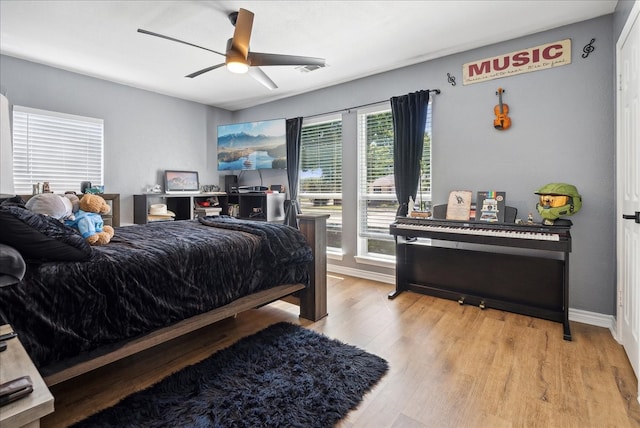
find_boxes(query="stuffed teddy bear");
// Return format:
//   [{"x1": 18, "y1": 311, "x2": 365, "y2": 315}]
[
  {"x1": 25, "y1": 193, "x2": 74, "y2": 221},
  {"x1": 65, "y1": 194, "x2": 114, "y2": 245}
]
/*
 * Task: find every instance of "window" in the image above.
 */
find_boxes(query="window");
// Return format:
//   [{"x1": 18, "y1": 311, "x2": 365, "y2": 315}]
[
  {"x1": 357, "y1": 102, "x2": 432, "y2": 259},
  {"x1": 299, "y1": 115, "x2": 342, "y2": 251},
  {"x1": 12, "y1": 106, "x2": 104, "y2": 195}
]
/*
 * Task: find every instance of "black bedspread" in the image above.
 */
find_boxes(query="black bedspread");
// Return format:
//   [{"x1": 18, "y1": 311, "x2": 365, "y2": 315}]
[{"x1": 0, "y1": 217, "x2": 312, "y2": 373}]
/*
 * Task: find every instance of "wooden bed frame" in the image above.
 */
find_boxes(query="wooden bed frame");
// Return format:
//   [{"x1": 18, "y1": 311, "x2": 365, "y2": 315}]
[{"x1": 43, "y1": 213, "x2": 329, "y2": 386}]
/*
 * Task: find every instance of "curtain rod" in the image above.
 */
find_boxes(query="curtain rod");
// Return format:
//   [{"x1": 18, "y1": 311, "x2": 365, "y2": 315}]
[{"x1": 304, "y1": 88, "x2": 440, "y2": 120}]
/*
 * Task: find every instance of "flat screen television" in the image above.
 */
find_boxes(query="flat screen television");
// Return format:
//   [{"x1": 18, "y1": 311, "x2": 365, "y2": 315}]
[
  {"x1": 164, "y1": 170, "x2": 200, "y2": 194},
  {"x1": 217, "y1": 118, "x2": 287, "y2": 171}
]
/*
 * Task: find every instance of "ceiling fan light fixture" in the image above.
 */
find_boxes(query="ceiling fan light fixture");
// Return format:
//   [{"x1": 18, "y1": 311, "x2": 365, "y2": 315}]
[
  {"x1": 226, "y1": 52, "x2": 249, "y2": 74},
  {"x1": 227, "y1": 61, "x2": 249, "y2": 74},
  {"x1": 140, "y1": 8, "x2": 325, "y2": 87}
]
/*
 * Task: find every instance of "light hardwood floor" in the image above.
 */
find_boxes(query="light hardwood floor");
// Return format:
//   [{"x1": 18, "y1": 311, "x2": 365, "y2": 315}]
[{"x1": 42, "y1": 274, "x2": 640, "y2": 428}]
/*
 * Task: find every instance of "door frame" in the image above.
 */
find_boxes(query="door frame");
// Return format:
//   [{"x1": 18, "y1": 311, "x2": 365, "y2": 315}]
[{"x1": 615, "y1": 0, "x2": 640, "y2": 355}]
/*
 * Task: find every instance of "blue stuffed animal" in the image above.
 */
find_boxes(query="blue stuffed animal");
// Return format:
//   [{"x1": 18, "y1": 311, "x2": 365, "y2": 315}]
[{"x1": 64, "y1": 194, "x2": 114, "y2": 245}]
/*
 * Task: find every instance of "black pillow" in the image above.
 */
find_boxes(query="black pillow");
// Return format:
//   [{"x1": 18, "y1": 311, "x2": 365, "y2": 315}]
[
  {"x1": 0, "y1": 243, "x2": 26, "y2": 287},
  {"x1": 0, "y1": 204, "x2": 92, "y2": 262}
]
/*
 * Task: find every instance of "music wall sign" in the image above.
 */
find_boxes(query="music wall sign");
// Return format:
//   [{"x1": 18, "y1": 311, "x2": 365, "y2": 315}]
[{"x1": 463, "y1": 39, "x2": 571, "y2": 85}]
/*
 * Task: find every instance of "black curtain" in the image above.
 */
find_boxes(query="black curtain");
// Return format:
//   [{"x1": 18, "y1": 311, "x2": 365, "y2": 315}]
[
  {"x1": 391, "y1": 90, "x2": 430, "y2": 217},
  {"x1": 284, "y1": 117, "x2": 303, "y2": 228}
]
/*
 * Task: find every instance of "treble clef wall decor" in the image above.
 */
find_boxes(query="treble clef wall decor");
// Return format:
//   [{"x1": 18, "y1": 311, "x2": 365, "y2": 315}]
[
  {"x1": 447, "y1": 73, "x2": 457, "y2": 86},
  {"x1": 582, "y1": 38, "x2": 595, "y2": 58}
]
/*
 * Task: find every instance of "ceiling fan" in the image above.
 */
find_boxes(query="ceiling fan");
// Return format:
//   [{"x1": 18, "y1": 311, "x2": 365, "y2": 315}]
[{"x1": 137, "y1": 8, "x2": 326, "y2": 90}]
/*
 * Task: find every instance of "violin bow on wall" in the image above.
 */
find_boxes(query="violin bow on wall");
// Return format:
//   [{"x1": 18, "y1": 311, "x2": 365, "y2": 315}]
[{"x1": 494, "y1": 87, "x2": 512, "y2": 130}]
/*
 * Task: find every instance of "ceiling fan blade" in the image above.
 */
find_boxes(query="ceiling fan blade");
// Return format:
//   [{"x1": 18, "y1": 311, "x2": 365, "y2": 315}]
[
  {"x1": 186, "y1": 63, "x2": 225, "y2": 78},
  {"x1": 230, "y1": 8, "x2": 254, "y2": 58},
  {"x1": 248, "y1": 52, "x2": 326, "y2": 68},
  {"x1": 248, "y1": 67, "x2": 277, "y2": 90},
  {"x1": 137, "y1": 28, "x2": 225, "y2": 57}
]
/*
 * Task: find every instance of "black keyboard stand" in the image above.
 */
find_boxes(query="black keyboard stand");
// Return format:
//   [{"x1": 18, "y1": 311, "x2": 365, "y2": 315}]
[{"x1": 390, "y1": 218, "x2": 572, "y2": 341}]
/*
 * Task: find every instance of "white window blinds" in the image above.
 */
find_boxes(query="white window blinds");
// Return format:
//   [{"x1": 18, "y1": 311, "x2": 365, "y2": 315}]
[
  {"x1": 300, "y1": 117, "x2": 342, "y2": 197},
  {"x1": 299, "y1": 115, "x2": 343, "y2": 250},
  {"x1": 357, "y1": 107, "x2": 397, "y2": 239},
  {"x1": 357, "y1": 101, "x2": 432, "y2": 243},
  {"x1": 12, "y1": 106, "x2": 104, "y2": 194}
]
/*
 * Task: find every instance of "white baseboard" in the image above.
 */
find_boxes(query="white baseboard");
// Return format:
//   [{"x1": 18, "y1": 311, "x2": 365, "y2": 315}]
[
  {"x1": 328, "y1": 263, "x2": 616, "y2": 331},
  {"x1": 328, "y1": 264, "x2": 395, "y2": 285},
  {"x1": 568, "y1": 308, "x2": 617, "y2": 333}
]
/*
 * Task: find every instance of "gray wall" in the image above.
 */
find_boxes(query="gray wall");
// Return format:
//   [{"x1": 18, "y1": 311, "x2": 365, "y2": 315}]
[
  {"x1": 231, "y1": 15, "x2": 616, "y2": 315},
  {"x1": 615, "y1": 0, "x2": 637, "y2": 38},
  {"x1": 0, "y1": 13, "x2": 620, "y2": 316},
  {"x1": 0, "y1": 55, "x2": 232, "y2": 223}
]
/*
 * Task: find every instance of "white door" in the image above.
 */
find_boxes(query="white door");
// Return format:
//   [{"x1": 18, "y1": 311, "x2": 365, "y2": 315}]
[{"x1": 617, "y1": 1, "x2": 640, "y2": 389}]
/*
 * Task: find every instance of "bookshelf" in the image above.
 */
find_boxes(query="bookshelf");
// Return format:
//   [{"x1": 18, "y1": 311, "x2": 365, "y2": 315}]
[{"x1": 133, "y1": 192, "x2": 285, "y2": 224}]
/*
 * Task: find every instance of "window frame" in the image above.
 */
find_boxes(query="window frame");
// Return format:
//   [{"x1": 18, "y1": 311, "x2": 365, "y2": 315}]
[{"x1": 356, "y1": 102, "x2": 432, "y2": 263}]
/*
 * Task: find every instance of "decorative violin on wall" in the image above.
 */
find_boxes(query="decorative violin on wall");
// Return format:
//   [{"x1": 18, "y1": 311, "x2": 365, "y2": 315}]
[{"x1": 494, "y1": 87, "x2": 511, "y2": 130}]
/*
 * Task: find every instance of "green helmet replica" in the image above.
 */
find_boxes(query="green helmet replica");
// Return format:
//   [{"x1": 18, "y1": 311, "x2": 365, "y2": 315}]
[{"x1": 535, "y1": 183, "x2": 582, "y2": 221}]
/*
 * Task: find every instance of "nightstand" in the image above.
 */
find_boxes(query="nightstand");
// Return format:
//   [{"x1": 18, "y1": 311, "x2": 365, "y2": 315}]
[{"x1": 0, "y1": 324, "x2": 54, "y2": 428}]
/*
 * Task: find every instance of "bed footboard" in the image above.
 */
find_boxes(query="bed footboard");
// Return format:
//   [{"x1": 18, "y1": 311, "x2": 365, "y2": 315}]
[{"x1": 296, "y1": 214, "x2": 329, "y2": 321}]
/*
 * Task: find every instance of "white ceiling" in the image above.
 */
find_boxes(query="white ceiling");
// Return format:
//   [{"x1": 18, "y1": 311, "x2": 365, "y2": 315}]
[{"x1": 0, "y1": 1, "x2": 618, "y2": 111}]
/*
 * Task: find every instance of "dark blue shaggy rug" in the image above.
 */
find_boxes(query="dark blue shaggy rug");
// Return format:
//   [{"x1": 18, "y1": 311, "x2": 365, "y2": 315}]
[{"x1": 72, "y1": 322, "x2": 389, "y2": 428}]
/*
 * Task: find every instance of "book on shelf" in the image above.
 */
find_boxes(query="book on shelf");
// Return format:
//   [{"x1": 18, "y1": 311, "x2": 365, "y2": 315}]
[
  {"x1": 446, "y1": 190, "x2": 473, "y2": 221},
  {"x1": 469, "y1": 203, "x2": 477, "y2": 221},
  {"x1": 195, "y1": 207, "x2": 222, "y2": 217},
  {"x1": 147, "y1": 215, "x2": 175, "y2": 222},
  {"x1": 475, "y1": 191, "x2": 506, "y2": 222}
]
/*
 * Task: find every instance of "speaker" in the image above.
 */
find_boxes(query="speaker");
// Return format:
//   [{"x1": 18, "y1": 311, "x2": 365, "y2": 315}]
[
  {"x1": 225, "y1": 175, "x2": 238, "y2": 193},
  {"x1": 80, "y1": 181, "x2": 92, "y2": 194}
]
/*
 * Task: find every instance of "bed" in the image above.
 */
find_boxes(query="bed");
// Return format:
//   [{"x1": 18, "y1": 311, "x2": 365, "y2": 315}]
[{"x1": 0, "y1": 197, "x2": 327, "y2": 386}]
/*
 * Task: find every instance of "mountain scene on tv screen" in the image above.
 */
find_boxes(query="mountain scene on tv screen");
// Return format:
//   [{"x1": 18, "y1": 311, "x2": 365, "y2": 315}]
[
  {"x1": 166, "y1": 172, "x2": 199, "y2": 191},
  {"x1": 218, "y1": 121, "x2": 286, "y2": 170}
]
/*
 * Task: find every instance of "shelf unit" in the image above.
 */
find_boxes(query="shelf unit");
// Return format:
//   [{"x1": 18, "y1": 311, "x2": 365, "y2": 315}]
[
  {"x1": 227, "y1": 192, "x2": 286, "y2": 222},
  {"x1": 133, "y1": 192, "x2": 285, "y2": 224},
  {"x1": 134, "y1": 193, "x2": 225, "y2": 225}
]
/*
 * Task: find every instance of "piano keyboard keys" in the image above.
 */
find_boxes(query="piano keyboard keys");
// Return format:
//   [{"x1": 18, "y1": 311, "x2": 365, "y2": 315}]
[{"x1": 394, "y1": 223, "x2": 560, "y2": 241}]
